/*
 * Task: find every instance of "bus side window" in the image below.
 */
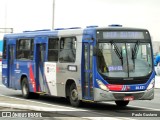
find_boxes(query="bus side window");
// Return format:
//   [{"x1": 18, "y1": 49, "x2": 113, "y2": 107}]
[
  {"x1": 48, "y1": 38, "x2": 59, "y2": 61},
  {"x1": 16, "y1": 39, "x2": 33, "y2": 60},
  {"x1": 59, "y1": 37, "x2": 76, "y2": 63}
]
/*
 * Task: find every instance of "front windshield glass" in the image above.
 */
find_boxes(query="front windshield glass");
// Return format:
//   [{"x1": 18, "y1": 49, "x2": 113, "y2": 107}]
[{"x1": 97, "y1": 42, "x2": 152, "y2": 78}]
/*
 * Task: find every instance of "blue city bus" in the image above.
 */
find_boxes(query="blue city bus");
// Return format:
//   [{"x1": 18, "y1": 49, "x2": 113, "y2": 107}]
[{"x1": 2, "y1": 25, "x2": 155, "y2": 107}]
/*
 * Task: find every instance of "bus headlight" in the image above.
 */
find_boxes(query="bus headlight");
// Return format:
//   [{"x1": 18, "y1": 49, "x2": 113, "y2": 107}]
[
  {"x1": 147, "y1": 78, "x2": 155, "y2": 90},
  {"x1": 96, "y1": 79, "x2": 109, "y2": 91}
]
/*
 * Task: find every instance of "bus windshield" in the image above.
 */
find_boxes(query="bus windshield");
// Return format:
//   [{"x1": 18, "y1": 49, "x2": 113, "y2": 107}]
[{"x1": 97, "y1": 41, "x2": 152, "y2": 78}]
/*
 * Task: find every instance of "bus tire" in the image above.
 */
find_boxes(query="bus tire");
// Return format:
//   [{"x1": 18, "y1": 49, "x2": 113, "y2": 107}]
[
  {"x1": 69, "y1": 83, "x2": 81, "y2": 107},
  {"x1": 21, "y1": 78, "x2": 32, "y2": 99},
  {"x1": 115, "y1": 100, "x2": 129, "y2": 107}
]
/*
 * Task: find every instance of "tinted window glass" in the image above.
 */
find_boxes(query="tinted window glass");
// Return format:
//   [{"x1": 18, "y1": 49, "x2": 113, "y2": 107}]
[
  {"x1": 59, "y1": 37, "x2": 76, "y2": 62},
  {"x1": 16, "y1": 39, "x2": 33, "y2": 60},
  {"x1": 48, "y1": 38, "x2": 59, "y2": 61}
]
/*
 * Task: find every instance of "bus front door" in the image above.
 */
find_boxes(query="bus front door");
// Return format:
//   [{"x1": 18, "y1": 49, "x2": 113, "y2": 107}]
[
  {"x1": 82, "y1": 42, "x2": 94, "y2": 100},
  {"x1": 8, "y1": 45, "x2": 15, "y2": 88},
  {"x1": 35, "y1": 43, "x2": 48, "y2": 93}
]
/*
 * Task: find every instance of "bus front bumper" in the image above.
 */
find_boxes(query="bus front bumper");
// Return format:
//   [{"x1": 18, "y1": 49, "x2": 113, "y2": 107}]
[{"x1": 94, "y1": 88, "x2": 154, "y2": 101}]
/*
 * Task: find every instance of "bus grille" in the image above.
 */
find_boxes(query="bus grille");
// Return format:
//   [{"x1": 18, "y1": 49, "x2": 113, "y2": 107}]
[
  {"x1": 107, "y1": 79, "x2": 147, "y2": 85},
  {"x1": 113, "y1": 92, "x2": 144, "y2": 100}
]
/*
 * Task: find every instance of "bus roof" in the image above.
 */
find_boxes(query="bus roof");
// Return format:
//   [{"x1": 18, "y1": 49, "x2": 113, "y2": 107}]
[
  {"x1": 3, "y1": 26, "x2": 149, "y2": 39},
  {"x1": 96, "y1": 27, "x2": 148, "y2": 31}
]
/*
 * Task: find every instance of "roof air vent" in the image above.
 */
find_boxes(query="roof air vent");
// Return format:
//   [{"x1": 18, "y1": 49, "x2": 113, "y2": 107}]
[
  {"x1": 86, "y1": 25, "x2": 98, "y2": 28},
  {"x1": 54, "y1": 28, "x2": 65, "y2": 30},
  {"x1": 68, "y1": 27, "x2": 81, "y2": 29},
  {"x1": 108, "y1": 24, "x2": 122, "y2": 27}
]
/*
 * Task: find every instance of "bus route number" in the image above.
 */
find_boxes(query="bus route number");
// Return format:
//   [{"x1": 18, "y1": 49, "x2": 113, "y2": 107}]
[{"x1": 135, "y1": 86, "x2": 145, "y2": 90}]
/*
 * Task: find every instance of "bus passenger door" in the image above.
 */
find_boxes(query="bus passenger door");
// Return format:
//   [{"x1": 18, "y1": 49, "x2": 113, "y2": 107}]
[
  {"x1": 82, "y1": 42, "x2": 94, "y2": 100},
  {"x1": 8, "y1": 44, "x2": 16, "y2": 88},
  {"x1": 35, "y1": 43, "x2": 48, "y2": 93}
]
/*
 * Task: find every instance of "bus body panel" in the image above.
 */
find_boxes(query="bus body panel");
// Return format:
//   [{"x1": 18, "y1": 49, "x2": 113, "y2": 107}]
[
  {"x1": 44, "y1": 34, "x2": 83, "y2": 98},
  {"x1": 55, "y1": 63, "x2": 81, "y2": 97},
  {"x1": 44, "y1": 62, "x2": 57, "y2": 95},
  {"x1": 2, "y1": 60, "x2": 8, "y2": 87},
  {"x1": 14, "y1": 61, "x2": 35, "y2": 91},
  {"x1": 94, "y1": 88, "x2": 154, "y2": 101}
]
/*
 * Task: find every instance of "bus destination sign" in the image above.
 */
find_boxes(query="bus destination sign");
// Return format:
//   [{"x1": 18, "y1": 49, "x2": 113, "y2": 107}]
[{"x1": 103, "y1": 31, "x2": 145, "y2": 39}]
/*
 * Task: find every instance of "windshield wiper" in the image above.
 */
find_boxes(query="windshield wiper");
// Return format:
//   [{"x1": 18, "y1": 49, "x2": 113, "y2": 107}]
[
  {"x1": 132, "y1": 40, "x2": 140, "y2": 59},
  {"x1": 111, "y1": 41, "x2": 123, "y2": 65},
  {"x1": 132, "y1": 41, "x2": 140, "y2": 69}
]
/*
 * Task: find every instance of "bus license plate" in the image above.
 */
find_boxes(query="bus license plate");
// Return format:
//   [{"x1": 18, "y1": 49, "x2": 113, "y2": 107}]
[{"x1": 124, "y1": 96, "x2": 134, "y2": 101}]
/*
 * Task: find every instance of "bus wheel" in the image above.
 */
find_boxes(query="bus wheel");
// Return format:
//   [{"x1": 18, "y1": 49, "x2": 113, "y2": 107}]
[
  {"x1": 115, "y1": 100, "x2": 129, "y2": 107},
  {"x1": 21, "y1": 78, "x2": 32, "y2": 99},
  {"x1": 69, "y1": 83, "x2": 81, "y2": 107}
]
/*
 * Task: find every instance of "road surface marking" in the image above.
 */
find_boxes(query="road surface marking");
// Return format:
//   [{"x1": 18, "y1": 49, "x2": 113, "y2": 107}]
[{"x1": 0, "y1": 94, "x2": 82, "y2": 111}]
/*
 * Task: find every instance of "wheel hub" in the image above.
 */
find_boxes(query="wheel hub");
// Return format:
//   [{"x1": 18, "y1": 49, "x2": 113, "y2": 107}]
[
  {"x1": 23, "y1": 84, "x2": 27, "y2": 95},
  {"x1": 71, "y1": 89, "x2": 78, "y2": 101}
]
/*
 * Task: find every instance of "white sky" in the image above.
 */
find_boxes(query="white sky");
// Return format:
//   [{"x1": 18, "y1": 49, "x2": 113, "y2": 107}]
[{"x1": 0, "y1": 0, "x2": 160, "y2": 41}]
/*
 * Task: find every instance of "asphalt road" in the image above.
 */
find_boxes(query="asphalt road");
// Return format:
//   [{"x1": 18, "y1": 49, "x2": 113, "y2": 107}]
[{"x1": 0, "y1": 74, "x2": 160, "y2": 120}]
